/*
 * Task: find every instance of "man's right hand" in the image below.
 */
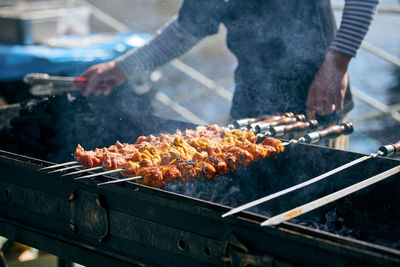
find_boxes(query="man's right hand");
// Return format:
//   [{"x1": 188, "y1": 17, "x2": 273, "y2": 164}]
[{"x1": 78, "y1": 61, "x2": 126, "y2": 96}]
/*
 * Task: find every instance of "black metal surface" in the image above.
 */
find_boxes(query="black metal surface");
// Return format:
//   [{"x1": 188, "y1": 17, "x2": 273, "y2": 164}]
[
  {"x1": 0, "y1": 94, "x2": 399, "y2": 265},
  {"x1": 0, "y1": 147, "x2": 399, "y2": 266},
  {"x1": 0, "y1": 94, "x2": 195, "y2": 163}
]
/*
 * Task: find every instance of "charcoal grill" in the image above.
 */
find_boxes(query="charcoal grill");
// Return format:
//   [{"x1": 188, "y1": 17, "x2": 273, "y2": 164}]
[
  {"x1": 0, "y1": 95, "x2": 399, "y2": 266},
  {"x1": 1, "y1": 142, "x2": 400, "y2": 266}
]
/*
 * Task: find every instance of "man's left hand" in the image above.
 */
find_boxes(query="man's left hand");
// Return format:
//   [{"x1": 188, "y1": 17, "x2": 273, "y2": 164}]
[{"x1": 306, "y1": 51, "x2": 351, "y2": 119}]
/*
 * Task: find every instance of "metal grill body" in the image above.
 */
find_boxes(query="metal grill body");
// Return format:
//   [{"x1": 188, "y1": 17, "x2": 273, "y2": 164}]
[{"x1": 0, "y1": 144, "x2": 399, "y2": 266}]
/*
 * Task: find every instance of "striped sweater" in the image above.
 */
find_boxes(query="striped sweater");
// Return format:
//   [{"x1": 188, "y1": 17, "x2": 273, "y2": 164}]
[
  {"x1": 117, "y1": 0, "x2": 380, "y2": 83},
  {"x1": 330, "y1": 0, "x2": 380, "y2": 57}
]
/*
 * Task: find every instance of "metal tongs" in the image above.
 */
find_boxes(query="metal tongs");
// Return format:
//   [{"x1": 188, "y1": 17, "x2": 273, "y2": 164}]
[{"x1": 23, "y1": 73, "x2": 87, "y2": 96}]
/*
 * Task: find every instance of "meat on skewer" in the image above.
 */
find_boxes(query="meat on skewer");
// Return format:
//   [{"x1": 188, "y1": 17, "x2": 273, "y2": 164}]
[
  {"x1": 74, "y1": 125, "x2": 284, "y2": 188},
  {"x1": 75, "y1": 124, "x2": 231, "y2": 169},
  {"x1": 119, "y1": 136, "x2": 283, "y2": 188}
]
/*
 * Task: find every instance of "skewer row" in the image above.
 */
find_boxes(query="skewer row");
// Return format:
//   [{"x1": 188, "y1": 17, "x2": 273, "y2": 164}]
[{"x1": 38, "y1": 116, "x2": 353, "y2": 188}]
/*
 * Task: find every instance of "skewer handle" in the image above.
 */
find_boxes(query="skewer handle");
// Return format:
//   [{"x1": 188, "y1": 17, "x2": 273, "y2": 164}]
[
  {"x1": 271, "y1": 120, "x2": 318, "y2": 137},
  {"x1": 258, "y1": 112, "x2": 296, "y2": 123},
  {"x1": 252, "y1": 115, "x2": 306, "y2": 134},
  {"x1": 234, "y1": 113, "x2": 294, "y2": 129},
  {"x1": 304, "y1": 122, "x2": 353, "y2": 144},
  {"x1": 267, "y1": 114, "x2": 306, "y2": 127},
  {"x1": 378, "y1": 140, "x2": 400, "y2": 157}
]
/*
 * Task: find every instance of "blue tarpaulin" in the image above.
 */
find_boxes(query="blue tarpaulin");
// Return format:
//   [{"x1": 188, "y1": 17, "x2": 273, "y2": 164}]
[{"x1": 0, "y1": 32, "x2": 151, "y2": 82}]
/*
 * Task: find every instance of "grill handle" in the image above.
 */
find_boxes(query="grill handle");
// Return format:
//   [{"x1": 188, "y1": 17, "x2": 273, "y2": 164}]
[
  {"x1": 304, "y1": 122, "x2": 353, "y2": 144},
  {"x1": 378, "y1": 140, "x2": 400, "y2": 157},
  {"x1": 271, "y1": 120, "x2": 318, "y2": 137}
]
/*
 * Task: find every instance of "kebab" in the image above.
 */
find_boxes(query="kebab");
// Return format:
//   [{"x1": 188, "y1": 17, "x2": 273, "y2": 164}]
[
  {"x1": 73, "y1": 115, "x2": 307, "y2": 171},
  {"x1": 94, "y1": 121, "x2": 350, "y2": 188},
  {"x1": 40, "y1": 114, "x2": 305, "y2": 173},
  {"x1": 75, "y1": 115, "x2": 311, "y2": 174},
  {"x1": 40, "y1": 115, "x2": 351, "y2": 189},
  {"x1": 75, "y1": 128, "x2": 285, "y2": 188}
]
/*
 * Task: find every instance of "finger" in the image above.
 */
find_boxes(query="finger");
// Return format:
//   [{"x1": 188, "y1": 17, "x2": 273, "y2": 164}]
[
  {"x1": 306, "y1": 100, "x2": 316, "y2": 120},
  {"x1": 93, "y1": 86, "x2": 106, "y2": 96},
  {"x1": 81, "y1": 65, "x2": 100, "y2": 77},
  {"x1": 330, "y1": 103, "x2": 336, "y2": 114},
  {"x1": 79, "y1": 68, "x2": 99, "y2": 95},
  {"x1": 94, "y1": 80, "x2": 111, "y2": 95},
  {"x1": 306, "y1": 107, "x2": 316, "y2": 120},
  {"x1": 325, "y1": 99, "x2": 335, "y2": 114},
  {"x1": 103, "y1": 86, "x2": 112, "y2": 95},
  {"x1": 315, "y1": 99, "x2": 325, "y2": 115},
  {"x1": 93, "y1": 84, "x2": 107, "y2": 96},
  {"x1": 336, "y1": 90, "x2": 344, "y2": 111},
  {"x1": 86, "y1": 74, "x2": 104, "y2": 96},
  {"x1": 306, "y1": 94, "x2": 316, "y2": 120}
]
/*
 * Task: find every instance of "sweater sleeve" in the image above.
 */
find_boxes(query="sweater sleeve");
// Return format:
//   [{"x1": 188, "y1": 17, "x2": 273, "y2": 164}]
[
  {"x1": 115, "y1": 17, "x2": 201, "y2": 85},
  {"x1": 329, "y1": 0, "x2": 380, "y2": 57}
]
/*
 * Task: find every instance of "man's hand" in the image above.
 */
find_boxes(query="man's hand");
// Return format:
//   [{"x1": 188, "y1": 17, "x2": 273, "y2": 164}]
[
  {"x1": 306, "y1": 51, "x2": 351, "y2": 120},
  {"x1": 78, "y1": 61, "x2": 126, "y2": 96}
]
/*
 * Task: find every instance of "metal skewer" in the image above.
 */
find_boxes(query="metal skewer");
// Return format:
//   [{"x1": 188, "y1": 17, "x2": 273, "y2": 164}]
[
  {"x1": 75, "y1": 120, "x2": 314, "y2": 185},
  {"x1": 222, "y1": 153, "x2": 375, "y2": 218},
  {"x1": 260, "y1": 165, "x2": 400, "y2": 226},
  {"x1": 47, "y1": 165, "x2": 83, "y2": 173},
  {"x1": 38, "y1": 161, "x2": 79, "y2": 171},
  {"x1": 60, "y1": 166, "x2": 104, "y2": 177},
  {"x1": 249, "y1": 114, "x2": 306, "y2": 134},
  {"x1": 222, "y1": 122, "x2": 354, "y2": 218},
  {"x1": 257, "y1": 120, "x2": 318, "y2": 140},
  {"x1": 231, "y1": 112, "x2": 295, "y2": 129},
  {"x1": 74, "y1": 168, "x2": 124, "y2": 180},
  {"x1": 97, "y1": 176, "x2": 143, "y2": 186},
  {"x1": 223, "y1": 137, "x2": 398, "y2": 218}
]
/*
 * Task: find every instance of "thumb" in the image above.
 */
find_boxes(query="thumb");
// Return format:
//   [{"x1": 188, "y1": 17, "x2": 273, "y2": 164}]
[
  {"x1": 306, "y1": 94, "x2": 316, "y2": 120},
  {"x1": 306, "y1": 107, "x2": 316, "y2": 120}
]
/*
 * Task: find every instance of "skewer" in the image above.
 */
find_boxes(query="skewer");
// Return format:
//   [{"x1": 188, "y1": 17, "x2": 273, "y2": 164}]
[
  {"x1": 60, "y1": 166, "x2": 104, "y2": 177},
  {"x1": 74, "y1": 168, "x2": 124, "y2": 180},
  {"x1": 73, "y1": 122, "x2": 306, "y2": 184},
  {"x1": 231, "y1": 112, "x2": 295, "y2": 129},
  {"x1": 79, "y1": 121, "x2": 313, "y2": 186},
  {"x1": 222, "y1": 122, "x2": 354, "y2": 218},
  {"x1": 47, "y1": 165, "x2": 83, "y2": 173},
  {"x1": 222, "y1": 154, "x2": 371, "y2": 218},
  {"x1": 260, "y1": 165, "x2": 400, "y2": 226},
  {"x1": 257, "y1": 120, "x2": 318, "y2": 139},
  {"x1": 70, "y1": 117, "x2": 310, "y2": 183},
  {"x1": 38, "y1": 161, "x2": 78, "y2": 171},
  {"x1": 248, "y1": 114, "x2": 306, "y2": 134},
  {"x1": 223, "y1": 134, "x2": 399, "y2": 219},
  {"x1": 97, "y1": 176, "x2": 143, "y2": 186}
]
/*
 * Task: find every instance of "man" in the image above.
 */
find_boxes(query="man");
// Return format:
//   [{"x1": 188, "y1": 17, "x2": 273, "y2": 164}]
[{"x1": 79, "y1": 0, "x2": 379, "y2": 125}]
